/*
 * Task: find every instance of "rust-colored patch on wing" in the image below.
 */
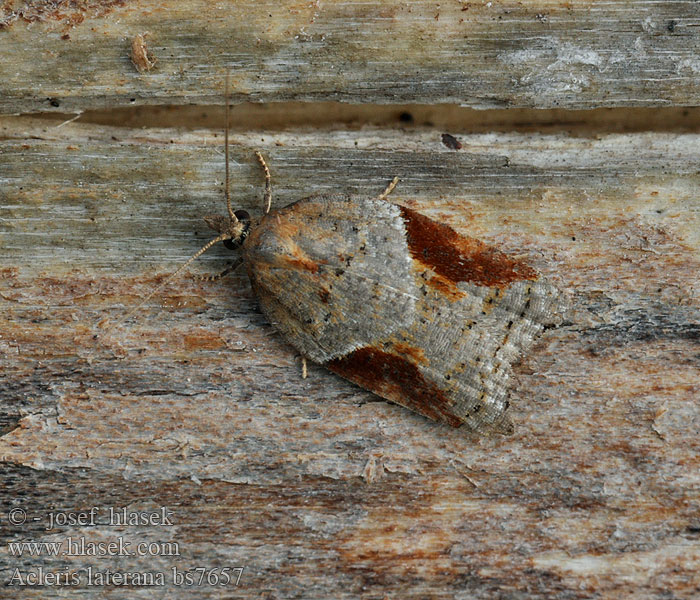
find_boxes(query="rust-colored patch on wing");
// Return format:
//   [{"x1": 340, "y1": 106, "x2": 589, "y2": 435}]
[
  {"x1": 246, "y1": 210, "x2": 321, "y2": 274},
  {"x1": 393, "y1": 342, "x2": 428, "y2": 366},
  {"x1": 399, "y1": 206, "x2": 538, "y2": 289},
  {"x1": 327, "y1": 346, "x2": 462, "y2": 427},
  {"x1": 419, "y1": 268, "x2": 464, "y2": 300},
  {"x1": 285, "y1": 252, "x2": 319, "y2": 274}
]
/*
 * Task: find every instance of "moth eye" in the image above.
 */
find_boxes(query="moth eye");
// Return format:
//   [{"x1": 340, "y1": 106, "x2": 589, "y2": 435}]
[
  {"x1": 223, "y1": 239, "x2": 239, "y2": 250},
  {"x1": 234, "y1": 209, "x2": 251, "y2": 222}
]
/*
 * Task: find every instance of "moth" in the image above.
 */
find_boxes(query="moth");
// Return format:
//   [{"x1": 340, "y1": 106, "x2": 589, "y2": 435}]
[
  {"x1": 181, "y1": 150, "x2": 560, "y2": 434},
  {"x1": 127, "y1": 113, "x2": 561, "y2": 435}
]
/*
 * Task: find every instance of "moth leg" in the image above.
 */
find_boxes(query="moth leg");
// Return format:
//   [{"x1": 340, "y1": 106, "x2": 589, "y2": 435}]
[
  {"x1": 301, "y1": 357, "x2": 308, "y2": 379},
  {"x1": 196, "y1": 257, "x2": 243, "y2": 282},
  {"x1": 378, "y1": 176, "x2": 399, "y2": 201},
  {"x1": 255, "y1": 151, "x2": 272, "y2": 214}
]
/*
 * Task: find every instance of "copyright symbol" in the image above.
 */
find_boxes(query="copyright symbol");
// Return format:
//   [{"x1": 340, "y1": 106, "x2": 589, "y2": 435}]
[{"x1": 8, "y1": 508, "x2": 27, "y2": 525}]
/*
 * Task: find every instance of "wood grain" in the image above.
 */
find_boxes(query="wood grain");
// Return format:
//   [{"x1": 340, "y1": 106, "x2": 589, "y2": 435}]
[
  {"x1": 1, "y1": 116, "x2": 699, "y2": 597},
  {"x1": 3, "y1": 0, "x2": 700, "y2": 113}
]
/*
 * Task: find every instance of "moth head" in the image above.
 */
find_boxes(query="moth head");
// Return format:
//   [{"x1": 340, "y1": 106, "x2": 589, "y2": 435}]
[{"x1": 203, "y1": 209, "x2": 251, "y2": 249}]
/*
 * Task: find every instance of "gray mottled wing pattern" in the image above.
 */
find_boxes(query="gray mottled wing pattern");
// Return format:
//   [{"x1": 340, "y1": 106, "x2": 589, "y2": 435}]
[
  {"x1": 348, "y1": 277, "x2": 561, "y2": 432},
  {"x1": 243, "y1": 195, "x2": 416, "y2": 362}
]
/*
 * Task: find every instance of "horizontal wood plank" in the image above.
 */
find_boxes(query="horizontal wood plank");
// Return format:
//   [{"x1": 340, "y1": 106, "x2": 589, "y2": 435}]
[{"x1": 2, "y1": 0, "x2": 700, "y2": 113}]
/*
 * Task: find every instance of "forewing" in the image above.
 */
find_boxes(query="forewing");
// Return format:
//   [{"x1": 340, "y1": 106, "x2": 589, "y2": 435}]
[{"x1": 243, "y1": 195, "x2": 416, "y2": 362}]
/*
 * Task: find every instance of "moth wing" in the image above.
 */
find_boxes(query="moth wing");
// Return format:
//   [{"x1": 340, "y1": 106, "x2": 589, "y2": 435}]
[
  {"x1": 334, "y1": 275, "x2": 560, "y2": 430},
  {"x1": 243, "y1": 195, "x2": 417, "y2": 363}
]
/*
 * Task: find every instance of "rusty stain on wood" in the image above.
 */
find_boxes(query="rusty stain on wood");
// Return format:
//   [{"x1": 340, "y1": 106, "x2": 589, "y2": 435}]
[{"x1": 0, "y1": 0, "x2": 127, "y2": 30}]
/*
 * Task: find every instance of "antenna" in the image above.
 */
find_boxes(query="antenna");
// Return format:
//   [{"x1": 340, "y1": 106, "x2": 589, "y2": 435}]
[
  {"x1": 225, "y1": 71, "x2": 236, "y2": 222},
  {"x1": 101, "y1": 73, "x2": 242, "y2": 334}
]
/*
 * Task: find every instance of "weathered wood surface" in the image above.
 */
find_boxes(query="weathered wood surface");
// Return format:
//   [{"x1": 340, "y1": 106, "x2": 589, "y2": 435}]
[
  {"x1": 1, "y1": 117, "x2": 699, "y2": 598},
  {"x1": 3, "y1": 0, "x2": 700, "y2": 113}
]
